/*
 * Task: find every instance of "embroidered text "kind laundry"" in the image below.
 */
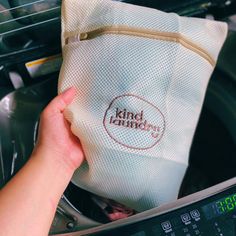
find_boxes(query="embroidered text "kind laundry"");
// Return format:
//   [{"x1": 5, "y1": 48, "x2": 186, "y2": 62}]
[{"x1": 109, "y1": 108, "x2": 161, "y2": 139}]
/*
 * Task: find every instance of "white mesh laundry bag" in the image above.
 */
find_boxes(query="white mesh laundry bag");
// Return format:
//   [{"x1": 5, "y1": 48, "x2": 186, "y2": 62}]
[{"x1": 58, "y1": 0, "x2": 228, "y2": 212}]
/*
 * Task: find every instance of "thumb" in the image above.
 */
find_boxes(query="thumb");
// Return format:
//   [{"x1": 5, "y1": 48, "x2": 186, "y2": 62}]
[{"x1": 44, "y1": 87, "x2": 76, "y2": 116}]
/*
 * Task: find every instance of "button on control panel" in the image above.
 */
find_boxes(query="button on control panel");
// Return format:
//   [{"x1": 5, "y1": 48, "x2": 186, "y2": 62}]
[
  {"x1": 181, "y1": 213, "x2": 191, "y2": 224},
  {"x1": 161, "y1": 221, "x2": 172, "y2": 233},
  {"x1": 159, "y1": 210, "x2": 203, "y2": 236},
  {"x1": 190, "y1": 210, "x2": 201, "y2": 221}
]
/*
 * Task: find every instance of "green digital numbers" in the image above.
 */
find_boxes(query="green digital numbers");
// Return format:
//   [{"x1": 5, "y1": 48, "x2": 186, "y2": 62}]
[
  {"x1": 216, "y1": 194, "x2": 236, "y2": 214},
  {"x1": 233, "y1": 194, "x2": 236, "y2": 203},
  {"x1": 225, "y1": 197, "x2": 235, "y2": 211},
  {"x1": 216, "y1": 201, "x2": 225, "y2": 214}
]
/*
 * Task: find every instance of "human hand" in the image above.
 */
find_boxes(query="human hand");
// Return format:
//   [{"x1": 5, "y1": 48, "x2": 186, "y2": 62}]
[
  {"x1": 0, "y1": 88, "x2": 84, "y2": 236},
  {"x1": 34, "y1": 87, "x2": 84, "y2": 173}
]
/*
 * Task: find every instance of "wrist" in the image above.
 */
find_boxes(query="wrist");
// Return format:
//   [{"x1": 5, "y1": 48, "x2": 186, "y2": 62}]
[
  {"x1": 31, "y1": 144, "x2": 77, "y2": 177},
  {"x1": 30, "y1": 145, "x2": 75, "y2": 212}
]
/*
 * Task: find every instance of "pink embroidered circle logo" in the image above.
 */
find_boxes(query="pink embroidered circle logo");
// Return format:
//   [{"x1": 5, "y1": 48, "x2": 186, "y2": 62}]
[{"x1": 103, "y1": 94, "x2": 165, "y2": 150}]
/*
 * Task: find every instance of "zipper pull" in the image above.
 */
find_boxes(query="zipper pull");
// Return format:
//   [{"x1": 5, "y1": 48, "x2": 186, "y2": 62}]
[
  {"x1": 80, "y1": 32, "x2": 88, "y2": 40},
  {"x1": 65, "y1": 32, "x2": 88, "y2": 44}
]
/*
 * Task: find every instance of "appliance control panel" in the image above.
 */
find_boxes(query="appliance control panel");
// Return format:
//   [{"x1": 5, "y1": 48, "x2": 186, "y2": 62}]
[{"x1": 80, "y1": 178, "x2": 236, "y2": 236}]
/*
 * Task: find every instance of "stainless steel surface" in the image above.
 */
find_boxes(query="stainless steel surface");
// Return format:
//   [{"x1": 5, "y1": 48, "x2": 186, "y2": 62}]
[{"x1": 52, "y1": 197, "x2": 100, "y2": 235}]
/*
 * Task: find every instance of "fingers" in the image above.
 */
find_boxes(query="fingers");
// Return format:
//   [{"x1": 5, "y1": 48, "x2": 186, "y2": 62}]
[
  {"x1": 59, "y1": 87, "x2": 77, "y2": 106},
  {"x1": 43, "y1": 87, "x2": 76, "y2": 116}
]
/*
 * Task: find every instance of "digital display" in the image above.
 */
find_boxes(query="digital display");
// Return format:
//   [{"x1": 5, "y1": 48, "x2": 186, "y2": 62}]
[{"x1": 202, "y1": 193, "x2": 236, "y2": 220}]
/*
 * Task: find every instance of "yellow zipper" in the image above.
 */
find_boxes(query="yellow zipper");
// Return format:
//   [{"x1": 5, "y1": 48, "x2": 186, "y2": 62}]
[{"x1": 66, "y1": 25, "x2": 215, "y2": 66}]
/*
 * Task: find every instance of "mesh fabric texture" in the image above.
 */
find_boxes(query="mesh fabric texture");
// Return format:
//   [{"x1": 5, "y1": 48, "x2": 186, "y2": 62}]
[{"x1": 58, "y1": 0, "x2": 228, "y2": 212}]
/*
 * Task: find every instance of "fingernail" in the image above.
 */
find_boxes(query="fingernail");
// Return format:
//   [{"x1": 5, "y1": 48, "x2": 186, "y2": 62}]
[
  {"x1": 61, "y1": 87, "x2": 77, "y2": 104},
  {"x1": 62, "y1": 87, "x2": 76, "y2": 95}
]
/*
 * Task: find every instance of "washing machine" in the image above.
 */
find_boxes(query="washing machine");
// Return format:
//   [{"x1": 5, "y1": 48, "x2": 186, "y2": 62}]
[{"x1": 0, "y1": 0, "x2": 235, "y2": 235}]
